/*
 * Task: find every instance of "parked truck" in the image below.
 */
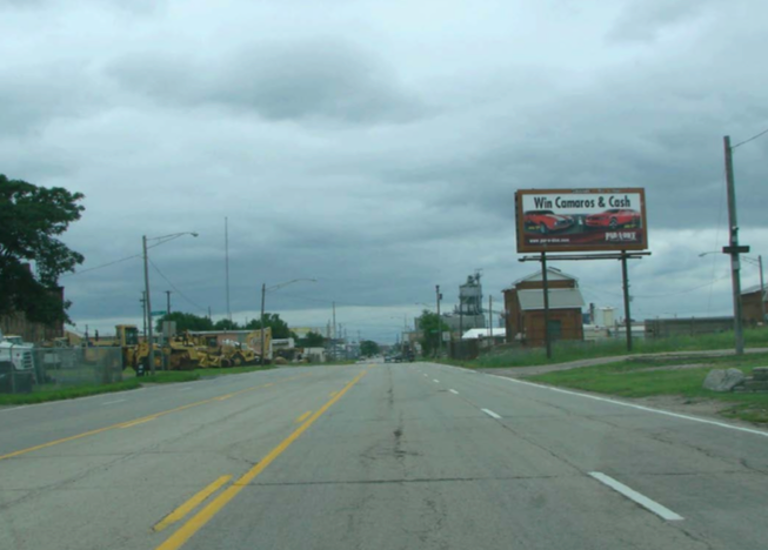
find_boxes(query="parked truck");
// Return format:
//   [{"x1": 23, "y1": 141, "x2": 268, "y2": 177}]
[{"x1": 0, "y1": 330, "x2": 35, "y2": 393}]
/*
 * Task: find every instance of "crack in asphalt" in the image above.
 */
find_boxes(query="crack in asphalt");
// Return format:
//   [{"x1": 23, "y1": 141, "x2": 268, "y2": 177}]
[{"x1": 252, "y1": 474, "x2": 565, "y2": 486}]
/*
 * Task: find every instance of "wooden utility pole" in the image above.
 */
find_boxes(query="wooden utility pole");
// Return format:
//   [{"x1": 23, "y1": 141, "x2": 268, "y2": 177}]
[
  {"x1": 621, "y1": 252, "x2": 633, "y2": 352},
  {"x1": 724, "y1": 136, "x2": 745, "y2": 355},
  {"x1": 436, "y1": 285, "x2": 442, "y2": 358},
  {"x1": 225, "y1": 217, "x2": 231, "y2": 322},
  {"x1": 165, "y1": 290, "x2": 172, "y2": 315},
  {"x1": 489, "y1": 295, "x2": 493, "y2": 344},
  {"x1": 143, "y1": 235, "x2": 157, "y2": 375},
  {"x1": 760, "y1": 255, "x2": 766, "y2": 324},
  {"x1": 260, "y1": 283, "x2": 266, "y2": 364}
]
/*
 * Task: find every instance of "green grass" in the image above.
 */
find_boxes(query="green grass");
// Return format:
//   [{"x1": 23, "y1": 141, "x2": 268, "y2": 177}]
[
  {"x1": 445, "y1": 328, "x2": 768, "y2": 370},
  {"x1": 528, "y1": 352, "x2": 768, "y2": 423},
  {"x1": 0, "y1": 364, "x2": 280, "y2": 406},
  {"x1": 0, "y1": 379, "x2": 141, "y2": 406}
]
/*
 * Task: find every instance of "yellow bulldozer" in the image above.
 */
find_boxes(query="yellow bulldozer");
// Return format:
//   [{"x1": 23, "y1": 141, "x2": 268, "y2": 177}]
[{"x1": 114, "y1": 325, "x2": 272, "y2": 372}]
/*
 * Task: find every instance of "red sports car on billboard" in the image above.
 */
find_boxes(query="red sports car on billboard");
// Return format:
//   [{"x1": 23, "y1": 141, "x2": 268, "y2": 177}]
[
  {"x1": 524, "y1": 210, "x2": 574, "y2": 234},
  {"x1": 585, "y1": 208, "x2": 641, "y2": 230}
]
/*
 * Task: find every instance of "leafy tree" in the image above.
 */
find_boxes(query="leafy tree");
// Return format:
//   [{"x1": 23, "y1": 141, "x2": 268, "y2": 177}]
[
  {"x1": 244, "y1": 313, "x2": 291, "y2": 338},
  {"x1": 213, "y1": 318, "x2": 241, "y2": 330},
  {"x1": 360, "y1": 340, "x2": 380, "y2": 357},
  {"x1": 417, "y1": 310, "x2": 451, "y2": 357},
  {"x1": 298, "y1": 331, "x2": 325, "y2": 348},
  {"x1": 0, "y1": 175, "x2": 85, "y2": 324},
  {"x1": 155, "y1": 311, "x2": 214, "y2": 332}
]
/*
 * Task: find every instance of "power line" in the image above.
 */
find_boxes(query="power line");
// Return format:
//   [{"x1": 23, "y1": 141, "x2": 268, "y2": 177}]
[
  {"x1": 62, "y1": 236, "x2": 192, "y2": 279},
  {"x1": 148, "y1": 258, "x2": 207, "y2": 313},
  {"x1": 731, "y1": 127, "x2": 768, "y2": 149},
  {"x1": 62, "y1": 253, "x2": 142, "y2": 278}
]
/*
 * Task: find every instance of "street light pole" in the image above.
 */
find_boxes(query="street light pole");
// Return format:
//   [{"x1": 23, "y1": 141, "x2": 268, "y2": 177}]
[
  {"x1": 142, "y1": 235, "x2": 156, "y2": 375},
  {"x1": 142, "y1": 231, "x2": 199, "y2": 375},
  {"x1": 259, "y1": 278, "x2": 317, "y2": 364}
]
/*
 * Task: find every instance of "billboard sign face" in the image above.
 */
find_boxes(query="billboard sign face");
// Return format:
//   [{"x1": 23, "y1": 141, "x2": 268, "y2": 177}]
[{"x1": 515, "y1": 188, "x2": 648, "y2": 253}]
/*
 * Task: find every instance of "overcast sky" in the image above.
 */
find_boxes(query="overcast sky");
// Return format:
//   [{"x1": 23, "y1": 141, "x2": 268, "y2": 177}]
[{"x1": 2, "y1": 0, "x2": 767, "y2": 342}]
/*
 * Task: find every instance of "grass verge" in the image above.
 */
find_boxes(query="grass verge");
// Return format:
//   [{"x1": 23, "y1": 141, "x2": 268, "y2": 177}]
[
  {"x1": 443, "y1": 327, "x2": 768, "y2": 370},
  {"x1": 1, "y1": 364, "x2": 279, "y2": 406},
  {"x1": 528, "y1": 352, "x2": 768, "y2": 423},
  {"x1": 0, "y1": 379, "x2": 142, "y2": 406}
]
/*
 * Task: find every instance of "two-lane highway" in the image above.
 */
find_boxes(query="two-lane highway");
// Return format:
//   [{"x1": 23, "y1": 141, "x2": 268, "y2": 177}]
[{"x1": 2, "y1": 362, "x2": 768, "y2": 549}]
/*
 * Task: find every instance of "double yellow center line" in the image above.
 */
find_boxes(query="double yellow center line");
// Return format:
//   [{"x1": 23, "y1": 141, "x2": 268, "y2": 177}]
[
  {"x1": 0, "y1": 373, "x2": 310, "y2": 462},
  {"x1": 156, "y1": 370, "x2": 367, "y2": 550}
]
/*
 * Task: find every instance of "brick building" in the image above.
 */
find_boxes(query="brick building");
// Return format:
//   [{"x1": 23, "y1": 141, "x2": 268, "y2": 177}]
[{"x1": 503, "y1": 268, "x2": 585, "y2": 346}]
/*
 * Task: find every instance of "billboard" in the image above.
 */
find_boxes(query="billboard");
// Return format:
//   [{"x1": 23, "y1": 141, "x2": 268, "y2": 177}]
[{"x1": 515, "y1": 188, "x2": 648, "y2": 253}]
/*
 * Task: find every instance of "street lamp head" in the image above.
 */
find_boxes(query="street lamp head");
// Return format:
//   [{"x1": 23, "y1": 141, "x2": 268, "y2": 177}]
[{"x1": 191, "y1": 232, "x2": 199, "y2": 237}]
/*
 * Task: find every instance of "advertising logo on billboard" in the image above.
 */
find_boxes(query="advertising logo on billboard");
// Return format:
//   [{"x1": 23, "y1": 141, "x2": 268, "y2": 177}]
[{"x1": 515, "y1": 188, "x2": 648, "y2": 253}]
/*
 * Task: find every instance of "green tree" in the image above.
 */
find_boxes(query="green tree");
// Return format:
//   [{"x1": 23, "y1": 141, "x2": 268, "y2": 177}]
[
  {"x1": 417, "y1": 310, "x2": 451, "y2": 357},
  {"x1": 298, "y1": 331, "x2": 325, "y2": 348},
  {"x1": 244, "y1": 313, "x2": 291, "y2": 338},
  {"x1": 155, "y1": 311, "x2": 214, "y2": 332},
  {"x1": 213, "y1": 318, "x2": 241, "y2": 330},
  {"x1": 0, "y1": 174, "x2": 85, "y2": 324},
  {"x1": 360, "y1": 340, "x2": 380, "y2": 357}
]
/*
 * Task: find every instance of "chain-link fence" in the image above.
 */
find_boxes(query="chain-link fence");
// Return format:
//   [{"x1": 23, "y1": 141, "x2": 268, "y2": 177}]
[{"x1": 31, "y1": 347, "x2": 123, "y2": 388}]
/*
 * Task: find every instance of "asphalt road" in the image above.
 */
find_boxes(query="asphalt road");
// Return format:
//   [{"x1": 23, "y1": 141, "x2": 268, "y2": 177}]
[{"x1": 2, "y1": 362, "x2": 768, "y2": 549}]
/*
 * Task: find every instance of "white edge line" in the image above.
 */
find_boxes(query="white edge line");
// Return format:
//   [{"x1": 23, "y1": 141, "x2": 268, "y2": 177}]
[
  {"x1": 101, "y1": 399, "x2": 127, "y2": 406},
  {"x1": 178, "y1": 387, "x2": 193, "y2": 391},
  {"x1": 481, "y1": 408, "x2": 502, "y2": 419},
  {"x1": 433, "y1": 379, "x2": 440, "y2": 383},
  {"x1": 449, "y1": 389, "x2": 459, "y2": 395},
  {"x1": 487, "y1": 374, "x2": 768, "y2": 439},
  {"x1": 590, "y1": 472, "x2": 683, "y2": 521}
]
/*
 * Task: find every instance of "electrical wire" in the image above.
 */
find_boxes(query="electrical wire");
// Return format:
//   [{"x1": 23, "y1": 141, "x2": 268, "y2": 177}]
[
  {"x1": 731, "y1": 127, "x2": 768, "y2": 149},
  {"x1": 62, "y1": 236, "x2": 191, "y2": 279},
  {"x1": 148, "y1": 258, "x2": 207, "y2": 313},
  {"x1": 61, "y1": 253, "x2": 142, "y2": 278}
]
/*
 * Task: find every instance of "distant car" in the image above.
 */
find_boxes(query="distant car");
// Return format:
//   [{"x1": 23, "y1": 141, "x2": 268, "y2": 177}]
[
  {"x1": 585, "y1": 208, "x2": 641, "y2": 230},
  {"x1": 384, "y1": 356, "x2": 393, "y2": 363},
  {"x1": 524, "y1": 210, "x2": 574, "y2": 234}
]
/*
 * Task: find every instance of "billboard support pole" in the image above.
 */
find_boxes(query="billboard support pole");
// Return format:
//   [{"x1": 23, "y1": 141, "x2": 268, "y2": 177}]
[
  {"x1": 621, "y1": 251, "x2": 633, "y2": 352},
  {"x1": 541, "y1": 252, "x2": 552, "y2": 359}
]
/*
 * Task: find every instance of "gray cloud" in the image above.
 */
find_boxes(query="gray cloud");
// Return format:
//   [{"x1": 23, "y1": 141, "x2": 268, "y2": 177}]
[
  {"x1": 108, "y1": 40, "x2": 427, "y2": 124},
  {"x1": 607, "y1": 0, "x2": 717, "y2": 43},
  {"x1": 1, "y1": 0, "x2": 767, "y2": 341}
]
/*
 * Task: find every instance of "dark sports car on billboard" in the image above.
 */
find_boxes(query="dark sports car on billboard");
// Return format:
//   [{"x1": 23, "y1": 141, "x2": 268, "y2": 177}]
[
  {"x1": 585, "y1": 208, "x2": 641, "y2": 229},
  {"x1": 524, "y1": 210, "x2": 574, "y2": 234}
]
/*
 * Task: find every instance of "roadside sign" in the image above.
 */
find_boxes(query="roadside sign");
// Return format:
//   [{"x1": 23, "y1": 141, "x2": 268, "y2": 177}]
[
  {"x1": 515, "y1": 188, "x2": 648, "y2": 253},
  {"x1": 151, "y1": 310, "x2": 167, "y2": 316}
]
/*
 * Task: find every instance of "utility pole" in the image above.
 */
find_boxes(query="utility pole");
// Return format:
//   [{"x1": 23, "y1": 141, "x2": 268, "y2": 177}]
[
  {"x1": 489, "y1": 295, "x2": 493, "y2": 343},
  {"x1": 165, "y1": 290, "x2": 172, "y2": 315},
  {"x1": 225, "y1": 217, "x2": 231, "y2": 323},
  {"x1": 143, "y1": 235, "x2": 157, "y2": 375},
  {"x1": 436, "y1": 285, "x2": 442, "y2": 359},
  {"x1": 332, "y1": 301, "x2": 337, "y2": 360},
  {"x1": 140, "y1": 292, "x2": 147, "y2": 340},
  {"x1": 621, "y1": 251, "x2": 633, "y2": 352},
  {"x1": 260, "y1": 283, "x2": 266, "y2": 364},
  {"x1": 207, "y1": 306, "x2": 212, "y2": 320},
  {"x1": 724, "y1": 136, "x2": 745, "y2": 355},
  {"x1": 760, "y1": 255, "x2": 766, "y2": 324}
]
